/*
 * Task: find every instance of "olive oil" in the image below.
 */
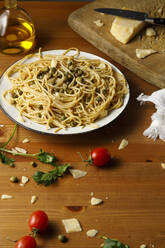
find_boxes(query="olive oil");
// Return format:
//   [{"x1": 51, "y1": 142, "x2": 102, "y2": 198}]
[{"x1": 0, "y1": 0, "x2": 36, "y2": 55}]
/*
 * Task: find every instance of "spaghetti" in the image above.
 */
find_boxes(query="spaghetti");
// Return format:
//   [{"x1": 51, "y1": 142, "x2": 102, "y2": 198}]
[{"x1": 3, "y1": 48, "x2": 128, "y2": 130}]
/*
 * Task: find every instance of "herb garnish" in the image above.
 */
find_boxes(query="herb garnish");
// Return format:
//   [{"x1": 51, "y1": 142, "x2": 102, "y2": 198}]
[
  {"x1": 101, "y1": 236, "x2": 129, "y2": 248},
  {"x1": 0, "y1": 124, "x2": 70, "y2": 185},
  {"x1": 32, "y1": 164, "x2": 70, "y2": 186}
]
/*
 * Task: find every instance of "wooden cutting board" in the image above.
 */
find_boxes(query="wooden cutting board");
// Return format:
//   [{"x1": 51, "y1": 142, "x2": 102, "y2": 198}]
[{"x1": 68, "y1": 0, "x2": 165, "y2": 88}]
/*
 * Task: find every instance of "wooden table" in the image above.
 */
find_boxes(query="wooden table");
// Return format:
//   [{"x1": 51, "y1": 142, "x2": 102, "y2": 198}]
[{"x1": 0, "y1": 1, "x2": 164, "y2": 248}]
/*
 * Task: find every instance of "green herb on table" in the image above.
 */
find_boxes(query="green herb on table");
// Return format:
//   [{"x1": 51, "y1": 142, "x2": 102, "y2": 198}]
[
  {"x1": 32, "y1": 164, "x2": 70, "y2": 186},
  {"x1": 0, "y1": 124, "x2": 17, "y2": 167},
  {"x1": 101, "y1": 236, "x2": 129, "y2": 248},
  {"x1": 0, "y1": 124, "x2": 70, "y2": 186},
  {"x1": 0, "y1": 152, "x2": 15, "y2": 167}
]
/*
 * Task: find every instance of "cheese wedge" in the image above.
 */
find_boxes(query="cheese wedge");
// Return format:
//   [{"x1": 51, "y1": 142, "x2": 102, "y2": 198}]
[
  {"x1": 136, "y1": 49, "x2": 157, "y2": 59},
  {"x1": 110, "y1": 16, "x2": 145, "y2": 44}
]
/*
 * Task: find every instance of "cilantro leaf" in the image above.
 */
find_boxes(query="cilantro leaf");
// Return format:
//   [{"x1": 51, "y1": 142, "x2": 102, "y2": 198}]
[
  {"x1": 102, "y1": 237, "x2": 129, "y2": 248},
  {"x1": 32, "y1": 164, "x2": 70, "y2": 186},
  {"x1": 0, "y1": 152, "x2": 15, "y2": 167},
  {"x1": 36, "y1": 149, "x2": 57, "y2": 166}
]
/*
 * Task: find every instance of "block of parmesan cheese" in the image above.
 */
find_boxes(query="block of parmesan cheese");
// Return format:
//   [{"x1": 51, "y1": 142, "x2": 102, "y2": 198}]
[{"x1": 110, "y1": 16, "x2": 145, "y2": 44}]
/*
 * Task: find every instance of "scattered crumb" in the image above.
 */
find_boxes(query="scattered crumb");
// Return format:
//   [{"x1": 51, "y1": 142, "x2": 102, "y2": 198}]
[
  {"x1": 1, "y1": 194, "x2": 13, "y2": 200},
  {"x1": 86, "y1": 229, "x2": 98, "y2": 237},
  {"x1": 19, "y1": 183, "x2": 24, "y2": 187},
  {"x1": 136, "y1": 49, "x2": 157, "y2": 59},
  {"x1": 91, "y1": 197, "x2": 103, "y2": 206},
  {"x1": 90, "y1": 192, "x2": 94, "y2": 196},
  {"x1": 69, "y1": 169, "x2": 87, "y2": 179},
  {"x1": 62, "y1": 218, "x2": 82, "y2": 233},
  {"x1": 14, "y1": 147, "x2": 27, "y2": 154},
  {"x1": 140, "y1": 245, "x2": 147, "y2": 248},
  {"x1": 146, "y1": 27, "x2": 156, "y2": 37},
  {"x1": 0, "y1": 124, "x2": 4, "y2": 127},
  {"x1": 118, "y1": 139, "x2": 128, "y2": 150},
  {"x1": 21, "y1": 176, "x2": 29, "y2": 185},
  {"x1": 88, "y1": 123, "x2": 99, "y2": 129},
  {"x1": 11, "y1": 148, "x2": 18, "y2": 153},
  {"x1": 93, "y1": 19, "x2": 104, "y2": 27},
  {"x1": 105, "y1": 196, "x2": 109, "y2": 200},
  {"x1": 22, "y1": 138, "x2": 30, "y2": 143},
  {"x1": 31, "y1": 195, "x2": 38, "y2": 204},
  {"x1": 161, "y1": 163, "x2": 165, "y2": 169}
]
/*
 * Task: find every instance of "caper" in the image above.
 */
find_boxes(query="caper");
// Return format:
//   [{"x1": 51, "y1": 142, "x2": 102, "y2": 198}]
[
  {"x1": 61, "y1": 115, "x2": 66, "y2": 121},
  {"x1": 18, "y1": 90, "x2": 23, "y2": 95},
  {"x1": 11, "y1": 92, "x2": 18, "y2": 98},
  {"x1": 38, "y1": 105, "x2": 43, "y2": 110},
  {"x1": 30, "y1": 161, "x2": 37, "y2": 167},
  {"x1": 58, "y1": 234, "x2": 68, "y2": 243},
  {"x1": 70, "y1": 120, "x2": 77, "y2": 127},
  {"x1": 29, "y1": 81, "x2": 35, "y2": 86},
  {"x1": 50, "y1": 67, "x2": 56, "y2": 75},
  {"x1": 10, "y1": 176, "x2": 19, "y2": 183},
  {"x1": 96, "y1": 96, "x2": 102, "y2": 102},
  {"x1": 77, "y1": 69, "x2": 83, "y2": 76},
  {"x1": 69, "y1": 65, "x2": 74, "y2": 71},
  {"x1": 37, "y1": 113, "x2": 41, "y2": 118},
  {"x1": 77, "y1": 77, "x2": 83, "y2": 83},
  {"x1": 37, "y1": 67, "x2": 50, "y2": 79},
  {"x1": 49, "y1": 122, "x2": 55, "y2": 128}
]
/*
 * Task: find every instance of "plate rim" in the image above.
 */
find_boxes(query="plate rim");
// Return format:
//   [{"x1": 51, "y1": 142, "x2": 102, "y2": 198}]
[{"x1": 0, "y1": 49, "x2": 130, "y2": 135}]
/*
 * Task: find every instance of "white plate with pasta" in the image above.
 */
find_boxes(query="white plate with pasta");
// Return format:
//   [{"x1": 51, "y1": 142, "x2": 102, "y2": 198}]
[{"x1": 0, "y1": 48, "x2": 129, "y2": 135}]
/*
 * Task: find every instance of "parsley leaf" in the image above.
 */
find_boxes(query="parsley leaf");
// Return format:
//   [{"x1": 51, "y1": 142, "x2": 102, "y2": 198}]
[
  {"x1": 37, "y1": 149, "x2": 57, "y2": 166},
  {"x1": 101, "y1": 236, "x2": 129, "y2": 248},
  {"x1": 32, "y1": 164, "x2": 70, "y2": 186},
  {"x1": 0, "y1": 152, "x2": 15, "y2": 167}
]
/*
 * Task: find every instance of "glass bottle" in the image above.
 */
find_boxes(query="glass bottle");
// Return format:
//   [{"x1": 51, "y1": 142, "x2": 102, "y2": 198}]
[{"x1": 0, "y1": 0, "x2": 36, "y2": 55}]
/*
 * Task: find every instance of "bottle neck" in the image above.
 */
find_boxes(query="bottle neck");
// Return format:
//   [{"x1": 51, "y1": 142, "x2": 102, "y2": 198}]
[{"x1": 4, "y1": 0, "x2": 17, "y2": 9}]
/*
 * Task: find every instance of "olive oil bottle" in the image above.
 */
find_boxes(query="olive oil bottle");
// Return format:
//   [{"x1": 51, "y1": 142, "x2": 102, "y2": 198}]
[{"x1": 0, "y1": 0, "x2": 36, "y2": 55}]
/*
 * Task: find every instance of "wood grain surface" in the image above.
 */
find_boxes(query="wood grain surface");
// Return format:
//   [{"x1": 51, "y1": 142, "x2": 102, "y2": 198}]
[
  {"x1": 0, "y1": 1, "x2": 165, "y2": 248},
  {"x1": 68, "y1": 0, "x2": 165, "y2": 88}
]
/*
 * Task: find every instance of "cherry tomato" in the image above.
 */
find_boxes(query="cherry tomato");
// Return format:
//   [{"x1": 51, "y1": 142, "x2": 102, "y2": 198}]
[
  {"x1": 91, "y1": 147, "x2": 110, "y2": 167},
  {"x1": 15, "y1": 236, "x2": 36, "y2": 248},
  {"x1": 28, "y1": 210, "x2": 48, "y2": 233}
]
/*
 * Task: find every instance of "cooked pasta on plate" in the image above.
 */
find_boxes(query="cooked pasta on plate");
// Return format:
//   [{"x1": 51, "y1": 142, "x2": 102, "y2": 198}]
[{"x1": 0, "y1": 48, "x2": 129, "y2": 135}]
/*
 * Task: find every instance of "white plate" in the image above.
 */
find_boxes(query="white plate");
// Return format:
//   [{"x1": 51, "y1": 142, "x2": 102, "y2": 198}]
[{"x1": 0, "y1": 50, "x2": 130, "y2": 135}]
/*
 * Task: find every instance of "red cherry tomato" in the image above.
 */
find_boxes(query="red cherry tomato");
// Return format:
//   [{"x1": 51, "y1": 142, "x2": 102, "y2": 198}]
[
  {"x1": 28, "y1": 210, "x2": 48, "y2": 233},
  {"x1": 91, "y1": 147, "x2": 110, "y2": 167},
  {"x1": 15, "y1": 236, "x2": 36, "y2": 248}
]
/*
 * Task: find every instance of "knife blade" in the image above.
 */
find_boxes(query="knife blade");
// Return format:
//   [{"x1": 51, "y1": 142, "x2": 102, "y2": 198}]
[{"x1": 95, "y1": 8, "x2": 165, "y2": 25}]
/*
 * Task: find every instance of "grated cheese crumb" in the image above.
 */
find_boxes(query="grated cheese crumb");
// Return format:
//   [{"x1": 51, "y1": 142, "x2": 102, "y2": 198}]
[
  {"x1": 91, "y1": 197, "x2": 103, "y2": 206},
  {"x1": 21, "y1": 176, "x2": 29, "y2": 185},
  {"x1": 118, "y1": 139, "x2": 128, "y2": 150},
  {"x1": 146, "y1": 27, "x2": 156, "y2": 37},
  {"x1": 1, "y1": 194, "x2": 13, "y2": 200},
  {"x1": 62, "y1": 218, "x2": 82, "y2": 233},
  {"x1": 69, "y1": 169, "x2": 87, "y2": 179},
  {"x1": 161, "y1": 163, "x2": 165, "y2": 169},
  {"x1": 22, "y1": 138, "x2": 30, "y2": 144},
  {"x1": 140, "y1": 245, "x2": 147, "y2": 248},
  {"x1": 86, "y1": 229, "x2": 98, "y2": 237},
  {"x1": 136, "y1": 49, "x2": 157, "y2": 59},
  {"x1": 0, "y1": 124, "x2": 4, "y2": 127},
  {"x1": 93, "y1": 19, "x2": 104, "y2": 27},
  {"x1": 31, "y1": 195, "x2": 38, "y2": 204},
  {"x1": 14, "y1": 147, "x2": 27, "y2": 154}
]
